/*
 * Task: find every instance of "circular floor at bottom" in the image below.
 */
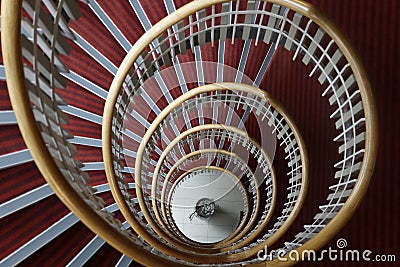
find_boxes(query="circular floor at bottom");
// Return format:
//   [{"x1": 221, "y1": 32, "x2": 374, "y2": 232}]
[{"x1": 170, "y1": 169, "x2": 247, "y2": 243}]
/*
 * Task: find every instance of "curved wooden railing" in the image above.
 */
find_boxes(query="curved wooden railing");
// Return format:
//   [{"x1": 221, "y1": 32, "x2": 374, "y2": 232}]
[
  {"x1": 106, "y1": 81, "x2": 308, "y2": 263},
  {"x1": 151, "y1": 125, "x2": 269, "y2": 247},
  {"x1": 168, "y1": 166, "x2": 252, "y2": 244},
  {"x1": 164, "y1": 150, "x2": 260, "y2": 245},
  {"x1": 100, "y1": 0, "x2": 377, "y2": 264}
]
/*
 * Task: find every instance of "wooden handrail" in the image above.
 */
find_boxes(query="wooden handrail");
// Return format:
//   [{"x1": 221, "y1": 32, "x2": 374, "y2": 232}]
[
  {"x1": 99, "y1": 0, "x2": 377, "y2": 261},
  {"x1": 159, "y1": 150, "x2": 255, "y2": 244},
  {"x1": 166, "y1": 166, "x2": 251, "y2": 246},
  {"x1": 154, "y1": 125, "x2": 274, "y2": 246},
  {"x1": 120, "y1": 83, "x2": 307, "y2": 263}
]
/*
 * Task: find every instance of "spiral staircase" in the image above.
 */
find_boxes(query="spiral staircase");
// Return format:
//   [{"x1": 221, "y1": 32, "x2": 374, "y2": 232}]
[{"x1": 0, "y1": 0, "x2": 383, "y2": 266}]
